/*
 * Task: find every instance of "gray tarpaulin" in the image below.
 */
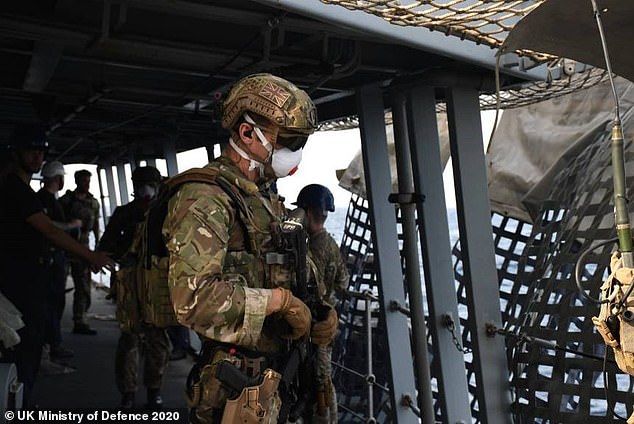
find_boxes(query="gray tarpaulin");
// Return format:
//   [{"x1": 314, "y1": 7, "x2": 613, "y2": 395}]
[
  {"x1": 338, "y1": 113, "x2": 451, "y2": 197},
  {"x1": 502, "y1": 0, "x2": 634, "y2": 85},
  {"x1": 488, "y1": 77, "x2": 634, "y2": 223}
]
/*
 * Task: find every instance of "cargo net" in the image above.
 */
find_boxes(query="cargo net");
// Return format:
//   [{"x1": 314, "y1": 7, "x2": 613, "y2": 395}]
[
  {"x1": 333, "y1": 193, "x2": 394, "y2": 422},
  {"x1": 319, "y1": 0, "x2": 542, "y2": 51},
  {"x1": 335, "y1": 131, "x2": 634, "y2": 422},
  {"x1": 333, "y1": 192, "x2": 448, "y2": 422},
  {"x1": 453, "y1": 129, "x2": 634, "y2": 421},
  {"x1": 452, "y1": 213, "x2": 535, "y2": 422},
  {"x1": 499, "y1": 130, "x2": 634, "y2": 422}
]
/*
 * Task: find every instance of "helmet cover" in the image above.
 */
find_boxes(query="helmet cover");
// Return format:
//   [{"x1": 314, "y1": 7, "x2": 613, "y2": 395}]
[{"x1": 222, "y1": 73, "x2": 318, "y2": 136}]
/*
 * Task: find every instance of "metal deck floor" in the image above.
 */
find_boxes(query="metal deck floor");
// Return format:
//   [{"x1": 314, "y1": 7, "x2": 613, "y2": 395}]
[{"x1": 31, "y1": 282, "x2": 194, "y2": 410}]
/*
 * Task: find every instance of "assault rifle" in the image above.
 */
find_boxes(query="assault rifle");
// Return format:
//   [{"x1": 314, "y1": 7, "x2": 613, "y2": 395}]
[{"x1": 272, "y1": 208, "x2": 328, "y2": 422}]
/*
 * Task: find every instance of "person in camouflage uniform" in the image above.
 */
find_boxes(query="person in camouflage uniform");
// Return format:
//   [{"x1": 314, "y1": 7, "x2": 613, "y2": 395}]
[
  {"x1": 162, "y1": 73, "x2": 339, "y2": 423},
  {"x1": 59, "y1": 169, "x2": 101, "y2": 335},
  {"x1": 98, "y1": 166, "x2": 170, "y2": 409},
  {"x1": 293, "y1": 184, "x2": 349, "y2": 423}
]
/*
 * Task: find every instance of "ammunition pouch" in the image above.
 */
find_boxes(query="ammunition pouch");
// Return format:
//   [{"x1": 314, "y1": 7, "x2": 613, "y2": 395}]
[
  {"x1": 114, "y1": 266, "x2": 142, "y2": 333},
  {"x1": 221, "y1": 368, "x2": 282, "y2": 424},
  {"x1": 592, "y1": 252, "x2": 634, "y2": 376},
  {"x1": 142, "y1": 255, "x2": 178, "y2": 328}
]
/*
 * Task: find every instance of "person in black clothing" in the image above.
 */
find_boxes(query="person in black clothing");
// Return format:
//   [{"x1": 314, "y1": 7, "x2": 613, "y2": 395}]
[
  {"x1": 37, "y1": 160, "x2": 82, "y2": 360},
  {"x1": 0, "y1": 124, "x2": 114, "y2": 406},
  {"x1": 98, "y1": 166, "x2": 170, "y2": 409}
]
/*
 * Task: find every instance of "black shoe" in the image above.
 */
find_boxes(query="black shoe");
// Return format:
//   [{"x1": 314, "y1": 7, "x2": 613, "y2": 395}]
[
  {"x1": 145, "y1": 389, "x2": 163, "y2": 409},
  {"x1": 120, "y1": 392, "x2": 135, "y2": 409},
  {"x1": 169, "y1": 349, "x2": 186, "y2": 361},
  {"x1": 73, "y1": 323, "x2": 97, "y2": 335}
]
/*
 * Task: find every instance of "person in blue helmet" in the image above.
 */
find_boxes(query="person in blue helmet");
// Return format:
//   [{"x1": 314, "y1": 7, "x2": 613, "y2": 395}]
[
  {"x1": 293, "y1": 184, "x2": 349, "y2": 423},
  {"x1": 0, "y1": 124, "x2": 114, "y2": 406}
]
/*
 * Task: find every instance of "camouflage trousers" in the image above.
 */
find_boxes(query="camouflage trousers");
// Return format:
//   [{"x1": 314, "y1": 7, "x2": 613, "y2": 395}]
[
  {"x1": 69, "y1": 259, "x2": 92, "y2": 324},
  {"x1": 314, "y1": 345, "x2": 338, "y2": 423},
  {"x1": 115, "y1": 325, "x2": 170, "y2": 393}
]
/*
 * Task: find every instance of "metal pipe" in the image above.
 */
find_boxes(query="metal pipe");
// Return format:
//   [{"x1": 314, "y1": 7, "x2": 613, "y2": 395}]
[
  {"x1": 390, "y1": 89, "x2": 436, "y2": 424},
  {"x1": 364, "y1": 290, "x2": 375, "y2": 423}
]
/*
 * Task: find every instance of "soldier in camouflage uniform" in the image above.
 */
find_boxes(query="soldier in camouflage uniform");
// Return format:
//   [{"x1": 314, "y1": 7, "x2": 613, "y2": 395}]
[
  {"x1": 98, "y1": 166, "x2": 170, "y2": 409},
  {"x1": 293, "y1": 184, "x2": 349, "y2": 423},
  {"x1": 162, "y1": 73, "x2": 339, "y2": 423},
  {"x1": 59, "y1": 169, "x2": 101, "y2": 335}
]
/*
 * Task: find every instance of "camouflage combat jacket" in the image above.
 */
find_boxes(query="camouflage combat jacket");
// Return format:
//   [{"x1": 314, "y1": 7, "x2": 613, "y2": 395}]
[
  {"x1": 162, "y1": 156, "x2": 292, "y2": 353},
  {"x1": 59, "y1": 189, "x2": 100, "y2": 245},
  {"x1": 309, "y1": 229, "x2": 349, "y2": 306}
]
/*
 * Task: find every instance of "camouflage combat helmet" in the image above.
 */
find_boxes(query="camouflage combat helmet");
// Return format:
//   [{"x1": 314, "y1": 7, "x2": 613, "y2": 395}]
[{"x1": 222, "y1": 73, "x2": 318, "y2": 138}]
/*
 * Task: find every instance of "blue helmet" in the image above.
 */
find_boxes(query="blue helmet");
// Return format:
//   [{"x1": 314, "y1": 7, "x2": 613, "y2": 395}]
[
  {"x1": 10, "y1": 124, "x2": 49, "y2": 151},
  {"x1": 293, "y1": 184, "x2": 335, "y2": 213}
]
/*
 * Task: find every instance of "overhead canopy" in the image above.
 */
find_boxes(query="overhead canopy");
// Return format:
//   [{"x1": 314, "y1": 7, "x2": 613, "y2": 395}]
[
  {"x1": 502, "y1": 0, "x2": 634, "y2": 83},
  {"x1": 0, "y1": 0, "x2": 533, "y2": 166}
]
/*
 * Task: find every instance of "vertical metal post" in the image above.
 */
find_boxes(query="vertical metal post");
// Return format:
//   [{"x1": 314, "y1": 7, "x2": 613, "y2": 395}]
[
  {"x1": 145, "y1": 158, "x2": 157, "y2": 168},
  {"x1": 103, "y1": 165, "x2": 118, "y2": 217},
  {"x1": 390, "y1": 89, "x2": 435, "y2": 424},
  {"x1": 206, "y1": 145, "x2": 216, "y2": 162},
  {"x1": 96, "y1": 166, "x2": 109, "y2": 227},
  {"x1": 116, "y1": 162, "x2": 129, "y2": 205},
  {"x1": 356, "y1": 85, "x2": 418, "y2": 424},
  {"x1": 407, "y1": 85, "x2": 472, "y2": 423},
  {"x1": 164, "y1": 137, "x2": 179, "y2": 176},
  {"x1": 128, "y1": 153, "x2": 137, "y2": 172},
  {"x1": 446, "y1": 86, "x2": 510, "y2": 423}
]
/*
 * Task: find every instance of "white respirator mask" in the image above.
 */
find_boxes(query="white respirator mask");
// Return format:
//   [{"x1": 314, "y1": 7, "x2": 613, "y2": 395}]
[{"x1": 271, "y1": 147, "x2": 302, "y2": 177}]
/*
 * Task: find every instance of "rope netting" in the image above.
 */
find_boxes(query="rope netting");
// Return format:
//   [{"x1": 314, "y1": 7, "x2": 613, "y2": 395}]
[
  {"x1": 318, "y1": 68, "x2": 609, "y2": 131},
  {"x1": 315, "y1": 0, "x2": 611, "y2": 131},
  {"x1": 319, "y1": 0, "x2": 543, "y2": 50}
]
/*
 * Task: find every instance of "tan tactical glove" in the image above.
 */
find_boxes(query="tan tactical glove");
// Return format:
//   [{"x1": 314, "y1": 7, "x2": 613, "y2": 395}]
[
  {"x1": 310, "y1": 307, "x2": 338, "y2": 346},
  {"x1": 278, "y1": 288, "x2": 312, "y2": 340}
]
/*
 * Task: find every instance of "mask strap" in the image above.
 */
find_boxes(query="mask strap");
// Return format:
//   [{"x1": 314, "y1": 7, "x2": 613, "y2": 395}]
[
  {"x1": 228, "y1": 137, "x2": 265, "y2": 176},
  {"x1": 243, "y1": 113, "x2": 273, "y2": 160}
]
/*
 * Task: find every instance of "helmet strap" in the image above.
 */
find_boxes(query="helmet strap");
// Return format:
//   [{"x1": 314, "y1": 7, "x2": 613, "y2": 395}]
[{"x1": 243, "y1": 113, "x2": 273, "y2": 160}]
